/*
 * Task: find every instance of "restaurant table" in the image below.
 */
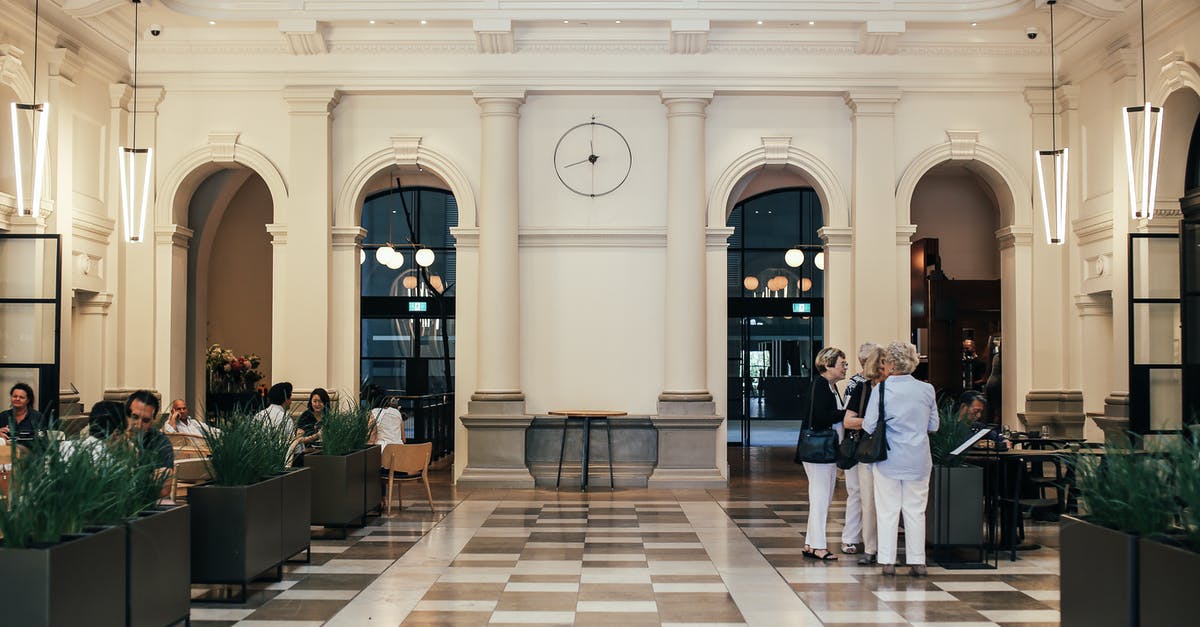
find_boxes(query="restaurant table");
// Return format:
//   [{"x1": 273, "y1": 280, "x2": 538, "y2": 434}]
[
  {"x1": 1009, "y1": 436, "x2": 1087, "y2": 450},
  {"x1": 550, "y1": 410, "x2": 627, "y2": 491}
]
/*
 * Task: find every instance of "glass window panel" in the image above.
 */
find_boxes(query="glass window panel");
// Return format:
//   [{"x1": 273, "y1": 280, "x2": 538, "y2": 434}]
[
  {"x1": 362, "y1": 319, "x2": 415, "y2": 358},
  {"x1": 1186, "y1": 224, "x2": 1200, "y2": 293},
  {"x1": 743, "y1": 190, "x2": 801, "y2": 249},
  {"x1": 1131, "y1": 237, "x2": 1179, "y2": 299},
  {"x1": 1188, "y1": 296, "x2": 1200, "y2": 364},
  {"x1": 742, "y1": 252, "x2": 808, "y2": 297},
  {"x1": 361, "y1": 359, "x2": 406, "y2": 395},
  {"x1": 362, "y1": 193, "x2": 414, "y2": 246},
  {"x1": 1133, "y1": 302, "x2": 1181, "y2": 364},
  {"x1": 428, "y1": 359, "x2": 455, "y2": 395},
  {"x1": 1148, "y1": 368, "x2": 1183, "y2": 431},
  {"x1": 0, "y1": 367, "x2": 40, "y2": 409},
  {"x1": 418, "y1": 318, "x2": 455, "y2": 357},
  {"x1": 0, "y1": 303, "x2": 55, "y2": 363},
  {"x1": 0, "y1": 238, "x2": 58, "y2": 299}
]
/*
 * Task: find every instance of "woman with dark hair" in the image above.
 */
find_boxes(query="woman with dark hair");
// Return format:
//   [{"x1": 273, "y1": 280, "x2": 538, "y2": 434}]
[
  {"x1": 801, "y1": 346, "x2": 849, "y2": 561},
  {"x1": 87, "y1": 401, "x2": 128, "y2": 441},
  {"x1": 0, "y1": 382, "x2": 46, "y2": 441},
  {"x1": 296, "y1": 387, "x2": 330, "y2": 447}
]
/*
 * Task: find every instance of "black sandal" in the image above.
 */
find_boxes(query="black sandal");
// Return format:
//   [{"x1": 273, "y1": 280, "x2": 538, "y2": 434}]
[{"x1": 810, "y1": 549, "x2": 838, "y2": 561}]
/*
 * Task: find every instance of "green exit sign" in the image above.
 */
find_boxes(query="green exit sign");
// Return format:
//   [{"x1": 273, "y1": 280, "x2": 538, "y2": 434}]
[
  {"x1": 408, "y1": 302, "x2": 428, "y2": 312},
  {"x1": 792, "y1": 303, "x2": 811, "y2": 314}
]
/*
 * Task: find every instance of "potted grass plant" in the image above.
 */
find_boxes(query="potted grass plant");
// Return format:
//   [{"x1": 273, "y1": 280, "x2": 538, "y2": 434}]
[
  {"x1": 1137, "y1": 435, "x2": 1200, "y2": 626},
  {"x1": 302, "y1": 401, "x2": 379, "y2": 530},
  {"x1": 0, "y1": 438, "x2": 132, "y2": 626},
  {"x1": 926, "y1": 401, "x2": 984, "y2": 547},
  {"x1": 190, "y1": 412, "x2": 309, "y2": 594},
  {"x1": 1061, "y1": 436, "x2": 1174, "y2": 627}
]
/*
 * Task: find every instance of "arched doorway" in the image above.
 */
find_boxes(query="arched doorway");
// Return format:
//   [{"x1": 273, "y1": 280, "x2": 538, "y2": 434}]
[
  {"x1": 910, "y1": 163, "x2": 1002, "y2": 410},
  {"x1": 359, "y1": 180, "x2": 457, "y2": 402},
  {"x1": 726, "y1": 185, "x2": 825, "y2": 446},
  {"x1": 186, "y1": 168, "x2": 274, "y2": 412}
]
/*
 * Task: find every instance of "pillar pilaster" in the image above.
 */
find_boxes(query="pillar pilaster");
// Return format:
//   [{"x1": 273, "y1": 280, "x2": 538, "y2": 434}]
[
  {"x1": 330, "y1": 226, "x2": 366, "y2": 400},
  {"x1": 154, "y1": 224, "x2": 192, "y2": 404},
  {"x1": 997, "y1": 225, "x2": 1034, "y2": 429},
  {"x1": 1075, "y1": 293, "x2": 1114, "y2": 441},
  {"x1": 820, "y1": 226, "x2": 854, "y2": 354},
  {"x1": 76, "y1": 292, "x2": 113, "y2": 408},
  {"x1": 266, "y1": 222, "x2": 289, "y2": 382}
]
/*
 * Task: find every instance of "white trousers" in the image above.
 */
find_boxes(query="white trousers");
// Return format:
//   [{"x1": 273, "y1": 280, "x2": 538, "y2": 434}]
[
  {"x1": 856, "y1": 462, "x2": 878, "y2": 555},
  {"x1": 873, "y1": 468, "x2": 930, "y2": 565},
  {"x1": 841, "y1": 465, "x2": 862, "y2": 546},
  {"x1": 802, "y1": 462, "x2": 838, "y2": 550}
]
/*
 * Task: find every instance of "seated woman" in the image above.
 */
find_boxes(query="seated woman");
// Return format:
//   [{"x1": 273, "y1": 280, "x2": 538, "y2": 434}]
[
  {"x1": 370, "y1": 397, "x2": 406, "y2": 451},
  {"x1": 0, "y1": 383, "x2": 47, "y2": 442},
  {"x1": 296, "y1": 387, "x2": 330, "y2": 450}
]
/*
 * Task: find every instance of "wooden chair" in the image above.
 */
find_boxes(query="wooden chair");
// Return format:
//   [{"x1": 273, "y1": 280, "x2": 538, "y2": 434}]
[
  {"x1": 381, "y1": 442, "x2": 434, "y2": 513},
  {"x1": 171, "y1": 458, "x2": 211, "y2": 501},
  {"x1": 166, "y1": 433, "x2": 210, "y2": 458}
]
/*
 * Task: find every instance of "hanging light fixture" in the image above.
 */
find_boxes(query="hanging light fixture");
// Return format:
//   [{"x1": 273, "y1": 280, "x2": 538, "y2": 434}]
[
  {"x1": 814, "y1": 251, "x2": 825, "y2": 271},
  {"x1": 10, "y1": 0, "x2": 49, "y2": 218},
  {"x1": 784, "y1": 248, "x2": 805, "y2": 268},
  {"x1": 415, "y1": 247, "x2": 436, "y2": 267},
  {"x1": 375, "y1": 179, "x2": 403, "y2": 268},
  {"x1": 1122, "y1": 0, "x2": 1163, "y2": 221},
  {"x1": 1035, "y1": 0, "x2": 1068, "y2": 245},
  {"x1": 118, "y1": 0, "x2": 153, "y2": 242}
]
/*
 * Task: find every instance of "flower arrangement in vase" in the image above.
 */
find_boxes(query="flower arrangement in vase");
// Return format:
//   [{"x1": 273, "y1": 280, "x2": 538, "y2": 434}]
[{"x1": 206, "y1": 344, "x2": 264, "y2": 393}]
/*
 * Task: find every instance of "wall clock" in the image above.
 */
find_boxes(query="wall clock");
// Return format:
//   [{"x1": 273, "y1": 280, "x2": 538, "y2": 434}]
[{"x1": 553, "y1": 116, "x2": 632, "y2": 197}]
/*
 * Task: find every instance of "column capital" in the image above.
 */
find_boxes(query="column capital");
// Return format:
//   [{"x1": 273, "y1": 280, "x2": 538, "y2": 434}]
[
  {"x1": 896, "y1": 223, "x2": 918, "y2": 245},
  {"x1": 473, "y1": 89, "x2": 526, "y2": 105},
  {"x1": 995, "y1": 224, "x2": 1034, "y2": 250},
  {"x1": 1074, "y1": 292, "x2": 1113, "y2": 317},
  {"x1": 283, "y1": 86, "x2": 341, "y2": 115},
  {"x1": 706, "y1": 226, "x2": 735, "y2": 249},
  {"x1": 843, "y1": 89, "x2": 902, "y2": 116},
  {"x1": 46, "y1": 46, "x2": 84, "y2": 84},
  {"x1": 331, "y1": 226, "x2": 367, "y2": 247},
  {"x1": 132, "y1": 86, "x2": 165, "y2": 114},
  {"x1": 660, "y1": 89, "x2": 714, "y2": 103},
  {"x1": 1057, "y1": 84, "x2": 1081, "y2": 111},
  {"x1": 154, "y1": 224, "x2": 193, "y2": 248},
  {"x1": 77, "y1": 292, "x2": 114, "y2": 316},
  {"x1": 1104, "y1": 45, "x2": 1140, "y2": 83},
  {"x1": 109, "y1": 83, "x2": 132, "y2": 110},
  {"x1": 818, "y1": 226, "x2": 853, "y2": 249},
  {"x1": 1023, "y1": 87, "x2": 1054, "y2": 115},
  {"x1": 266, "y1": 223, "x2": 288, "y2": 245}
]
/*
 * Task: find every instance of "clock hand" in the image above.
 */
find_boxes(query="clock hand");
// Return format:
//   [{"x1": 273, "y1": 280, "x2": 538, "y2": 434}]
[{"x1": 563, "y1": 155, "x2": 600, "y2": 168}]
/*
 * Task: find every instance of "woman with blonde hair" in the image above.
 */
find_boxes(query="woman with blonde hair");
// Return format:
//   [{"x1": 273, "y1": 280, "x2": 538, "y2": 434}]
[
  {"x1": 801, "y1": 346, "x2": 848, "y2": 561},
  {"x1": 842, "y1": 343, "x2": 889, "y2": 565},
  {"x1": 862, "y1": 341, "x2": 939, "y2": 576}
]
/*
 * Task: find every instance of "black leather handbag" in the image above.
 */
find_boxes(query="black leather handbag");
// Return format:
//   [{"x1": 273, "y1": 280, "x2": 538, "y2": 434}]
[
  {"x1": 795, "y1": 378, "x2": 838, "y2": 464},
  {"x1": 837, "y1": 383, "x2": 869, "y2": 469},
  {"x1": 856, "y1": 380, "x2": 888, "y2": 464}
]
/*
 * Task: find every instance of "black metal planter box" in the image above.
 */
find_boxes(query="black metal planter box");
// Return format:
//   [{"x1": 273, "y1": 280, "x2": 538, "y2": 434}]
[
  {"x1": 304, "y1": 446, "x2": 380, "y2": 528},
  {"x1": 364, "y1": 444, "x2": 383, "y2": 515},
  {"x1": 1139, "y1": 537, "x2": 1200, "y2": 627},
  {"x1": 0, "y1": 525, "x2": 127, "y2": 626},
  {"x1": 127, "y1": 504, "x2": 190, "y2": 627},
  {"x1": 189, "y1": 476, "x2": 283, "y2": 585},
  {"x1": 1060, "y1": 515, "x2": 1139, "y2": 627},
  {"x1": 279, "y1": 467, "x2": 312, "y2": 562},
  {"x1": 927, "y1": 465, "x2": 984, "y2": 546}
]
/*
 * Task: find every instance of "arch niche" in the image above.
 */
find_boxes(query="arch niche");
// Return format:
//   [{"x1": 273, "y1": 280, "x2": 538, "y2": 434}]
[
  {"x1": 897, "y1": 133, "x2": 1032, "y2": 428},
  {"x1": 1151, "y1": 57, "x2": 1200, "y2": 214},
  {"x1": 155, "y1": 137, "x2": 288, "y2": 410}
]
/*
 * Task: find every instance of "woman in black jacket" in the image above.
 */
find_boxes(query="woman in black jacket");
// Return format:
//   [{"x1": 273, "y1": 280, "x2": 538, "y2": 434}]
[{"x1": 802, "y1": 347, "x2": 848, "y2": 561}]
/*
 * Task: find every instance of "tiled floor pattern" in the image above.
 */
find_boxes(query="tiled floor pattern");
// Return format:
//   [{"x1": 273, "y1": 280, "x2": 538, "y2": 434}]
[{"x1": 187, "y1": 449, "x2": 1064, "y2": 626}]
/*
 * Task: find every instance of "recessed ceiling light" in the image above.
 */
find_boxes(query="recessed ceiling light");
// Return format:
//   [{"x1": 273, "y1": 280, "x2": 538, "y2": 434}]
[
  {"x1": 756, "y1": 20, "x2": 764, "y2": 25},
  {"x1": 208, "y1": 20, "x2": 216, "y2": 25},
  {"x1": 420, "y1": 19, "x2": 428, "y2": 25},
  {"x1": 614, "y1": 20, "x2": 621, "y2": 24},
  {"x1": 971, "y1": 21, "x2": 978, "y2": 27},
  {"x1": 808, "y1": 21, "x2": 815, "y2": 26},
  {"x1": 563, "y1": 20, "x2": 570, "y2": 24},
  {"x1": 369, "y1": 20, "x2": 376, "y2": 24}
]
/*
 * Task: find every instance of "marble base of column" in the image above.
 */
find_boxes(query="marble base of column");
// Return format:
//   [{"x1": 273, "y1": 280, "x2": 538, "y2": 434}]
[
  {"x1": 647, "y1": 400, "x2": 726, "y2": 488},
  {"x1": 1094, "y1": 393, "x2": 1131, "y2": 443},
  {"x1": 457, "y1": 399, "x2": 535, "y2": 488},
  {"x1": 1017, "y1": 390, "x2": 1086, "y2": 437},
  {"x1": 58, "y1": 389, "x2": 83, "y2": 418}
]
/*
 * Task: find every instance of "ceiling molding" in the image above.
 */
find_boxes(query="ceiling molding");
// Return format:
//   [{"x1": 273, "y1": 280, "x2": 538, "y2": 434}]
[
  {"x1": 279, "y1": 19, "x2": 328, "y2": 55},
  {"x1": 670, "y1": 19, "x2": 709, "y2": 55}
]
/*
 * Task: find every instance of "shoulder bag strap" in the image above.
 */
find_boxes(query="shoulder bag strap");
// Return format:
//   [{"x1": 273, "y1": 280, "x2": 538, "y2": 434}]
[
  {"x1": 806, "y1": 377, "x2": 817, "y2": 430},
  {"x1": 877, "y1": 380, "x2": 886, "y2": 423},
  {"x1": 857, "y1": 381, "x2": 870, "y2": 415}
]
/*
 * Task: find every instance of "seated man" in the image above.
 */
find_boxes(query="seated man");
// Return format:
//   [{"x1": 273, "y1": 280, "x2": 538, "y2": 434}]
[
  {"x1": 254, "y1": 382, "x2": 295, "y2": 434},
  {"x1": 958, "y1": 391, "x2": 1008, "y2": 451},
  {"x1": 126, "y1": 390, "x2": 174, "y2": 469},
  {"x1": 163, "y1": 398, "x2": 218, "y2": 436}
]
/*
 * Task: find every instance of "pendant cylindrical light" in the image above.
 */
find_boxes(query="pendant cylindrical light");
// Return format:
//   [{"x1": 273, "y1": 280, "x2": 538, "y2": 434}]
[
  {"x1": 119, "y1": 0, "x2": 154, "y2": 243},
  {"x1": 1035, "y1": 0, "x2": 1068, "y2": 245},
  {"x1": 11, "y1": 102, "x2": 49, "y2": 218},
  {"x1": 415, "y1": 247, "x2": 436, "y2": 267},
  {"x1": 10, "y1": 0, "x2": 48, "y2": 218},
  {"x1": 1123, "y1": 0, "x2": 1164, "y2": 221}
]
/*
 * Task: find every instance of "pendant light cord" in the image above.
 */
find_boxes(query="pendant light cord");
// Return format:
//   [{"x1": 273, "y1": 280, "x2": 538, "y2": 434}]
[
  {"x1": 1139, "y1": 0, "x2": 1148, "y2": 103},
  {"x1": 32, "y1": 0, "x2": 39, "y2": 103},
  {"x1": 132, "y1": 0, "x2": 139, "y2": 151},
  {"x1": 1050, "y1": 1, "x2": 1056, "y2": 152}
]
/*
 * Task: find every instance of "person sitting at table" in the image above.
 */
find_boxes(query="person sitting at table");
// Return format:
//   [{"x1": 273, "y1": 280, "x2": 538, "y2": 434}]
[
  {"x1": 163, "y1": 398, "x2": 219, "y2": 437},
  {"x1": 956, "y1": 391, "x2": 1008, "y2": 451},
  {"x1": 370, "y1": 396, "x2": 406, "y2": 450},
  {"x1": 88, "y1": 401, "x2": 128, "y2": 441},
  {"x1": 254, "y1": 382, "x2": 295, "y2": 434},
  {"x1": 296, "y1": 387, "x2": 329, "y2": 448},
  {"x1": 0, "y1": 383, "x2": 46, "y2": 442},
  {"x1": 126, "y1": 390, "x2": 174, "y2": 470}
]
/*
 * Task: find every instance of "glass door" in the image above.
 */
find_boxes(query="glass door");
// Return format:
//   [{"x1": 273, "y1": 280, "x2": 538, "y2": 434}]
[{"x1": 728, "y1": 315, "x2": 822, "y2": 446}]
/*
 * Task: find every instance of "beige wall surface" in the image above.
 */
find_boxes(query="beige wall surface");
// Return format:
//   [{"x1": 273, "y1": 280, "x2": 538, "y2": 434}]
[{"x1": 911, "y1": 169, "x2": 1001, "y2": 281}]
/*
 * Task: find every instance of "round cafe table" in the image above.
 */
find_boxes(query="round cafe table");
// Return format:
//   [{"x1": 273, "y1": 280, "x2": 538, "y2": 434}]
[{"x1": 549, "y1": 410, "x2": 627, "y2": 491}]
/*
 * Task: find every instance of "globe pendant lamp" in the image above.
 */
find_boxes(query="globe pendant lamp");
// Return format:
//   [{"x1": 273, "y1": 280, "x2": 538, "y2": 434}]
[
  {"x1": 119, "y1": 0, "x2": 154, "y2": 242},
  {"x1": 415, "y1": 247, "x2": 436, "y2": 268},
  {"x1": 10, "y1": 0, "x2": 49, "y2": 219},
  {"x1": 1122, "y1": 0, "x2": 1163, "y2": 221},
  {"x1": 1034, "y1": 0, "x2": 1068, "y2": 245},
  {"x1": 784, "y1": 248, "x2": 805, "y2": 268}
]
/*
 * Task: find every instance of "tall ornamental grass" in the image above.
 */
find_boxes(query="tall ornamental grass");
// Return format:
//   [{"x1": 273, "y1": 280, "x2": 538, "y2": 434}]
[
  {"x1": 201, "y1": 410, "x2": 294, "y2": 486},
  {"x1": 1069, "y1": 436, "x2": 1175, "y2": 537},
  {"x1": 928, "y1": 401, "x2": 975, "y2": 467},
  {"x1": 318, "y1": 401, "x2": 375, "y2": 457}
]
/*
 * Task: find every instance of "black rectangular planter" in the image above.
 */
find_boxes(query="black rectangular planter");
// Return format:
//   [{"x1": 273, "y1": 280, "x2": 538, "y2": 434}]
[
  {"x1": 1060, "y1": 515, "x2": 1138, "y2": 627},
  {"x1": 364, "y1": 444, "x2": 383, "y2": 515},
  {"x1": 279, "y1": 467, "x2": 312, "y2": 562},
  {"x1": 189, "y1": 476, "x2": 283, "y2": 584},
  {"x1": 306, "y1": 448, "x2": 368, "y2": 527},
  {"x1": 1140, "y1": 537, "x2": 1200, "y2": 626},
  {"x1": 927, "y1": 465, "x2": 984, "y2": 546},
  {"x1": 0, "y1": 525, "x2": 127, "y2": 626},
  {"x1": 127, "y1": 505, "x2": 191, "y2": 627}
]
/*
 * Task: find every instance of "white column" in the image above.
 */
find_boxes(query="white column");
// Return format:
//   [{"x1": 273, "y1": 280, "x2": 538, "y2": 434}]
[
  {"x1": 330, "y1": 226, "x2": 366, "y2": 401},
  {"x1": 1105, "y1": 48, "x2": 1140, "y2": 423},
  {"x1": 1075, "y1": 293, "x2": 1113, "y2": 441},
  {"x1": 279, "y1": 87, "x2": 339, "y2": 390},
  {"x1": 819, "y1": 226, "x2": 854, "y2": 355},
  {"x1": 47, "y1": 47, "x2": 79, "y2": 410},
  {"x1": 266, "y1": 223, "x2": 289, "y2": 383},
  {"x1": 471, "y1": 90, "x2": 525, "y2": 402},
  {"x1": 75, "y1": 293, "x2": 113, "y2": 408},
  {"x1": 997, "y1": 225, "x2": 1034, "y2": 429},
  {"x1": 103, "y1": 85, "x2": 131, "y2": 396},
  {"x1": 154, "y1": 224, "x2": 192, "y2": 404},
  {"x1": 660, "y1": 91, "x2": 713, "y2": 403},
  {"x1": 845, "y1": 90, "x2": 904, "y2": 344},
  {"x1": 1061, "y1": 84, "x2": 1085, "y2": 393},
  {"x1": 895, "y1": 224, "x2": 918, "y2": 343}
]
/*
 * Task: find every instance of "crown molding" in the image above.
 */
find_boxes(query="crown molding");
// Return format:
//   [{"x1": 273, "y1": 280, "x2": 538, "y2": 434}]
[
  {"x1": 73, "y1": 210, "x2": 116, "y2": 246},
  {"x1": 1072, "y1": 211, "x2": 1112, "y2": 245},
  {"x1": 519, "y1": 226, "x2": 667, "y2": 248}
]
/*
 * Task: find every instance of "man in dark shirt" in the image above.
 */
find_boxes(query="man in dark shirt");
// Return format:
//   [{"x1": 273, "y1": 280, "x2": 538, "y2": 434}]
[{"x1": 126, "y1": 390, "x2": 174, "y2": 469}]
